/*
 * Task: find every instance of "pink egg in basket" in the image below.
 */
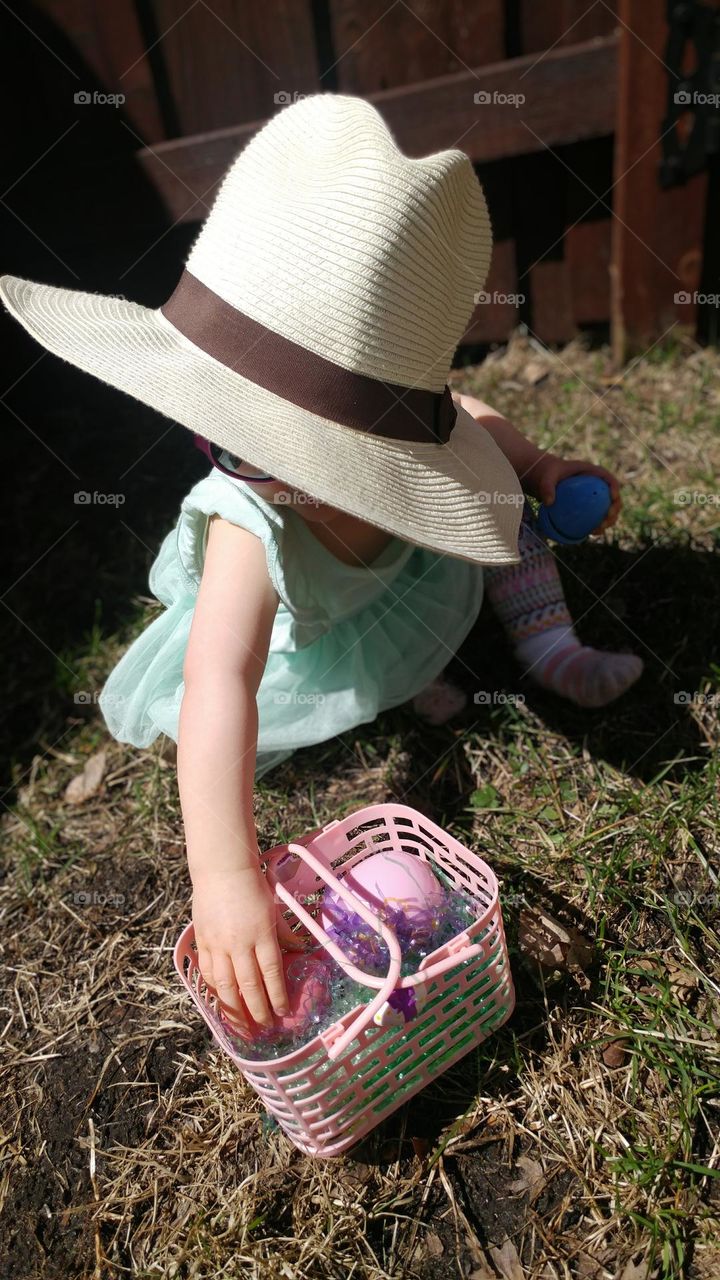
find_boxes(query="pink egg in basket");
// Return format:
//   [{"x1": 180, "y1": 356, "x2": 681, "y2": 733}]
[
  {"x1": 219, "y1": 949, "x2": 332, "y2": 1046},
  {"x1": 320, "y1": 849, "x2": 448, "y2": 967}
]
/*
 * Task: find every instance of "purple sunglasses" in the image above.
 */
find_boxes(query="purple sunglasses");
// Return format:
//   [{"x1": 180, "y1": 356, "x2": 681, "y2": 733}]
[{"x1": 193, "y1": 433, "x2": 275, "y2": 482}]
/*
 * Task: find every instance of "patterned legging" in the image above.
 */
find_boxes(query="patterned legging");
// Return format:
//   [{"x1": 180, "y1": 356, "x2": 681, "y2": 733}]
[{"x1": 483, "y1": 501, "x2": 572, "y2": 642}]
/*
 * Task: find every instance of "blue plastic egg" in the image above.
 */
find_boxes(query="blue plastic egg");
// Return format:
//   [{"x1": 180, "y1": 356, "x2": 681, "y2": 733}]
[{"x1": 536, "y1": 475, "x2": 612, "y2": 544}]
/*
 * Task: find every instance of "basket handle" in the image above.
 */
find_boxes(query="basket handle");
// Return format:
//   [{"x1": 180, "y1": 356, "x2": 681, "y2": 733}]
[{"x1": 266, "y1": 841, "x2": 403, "y2": 1060}]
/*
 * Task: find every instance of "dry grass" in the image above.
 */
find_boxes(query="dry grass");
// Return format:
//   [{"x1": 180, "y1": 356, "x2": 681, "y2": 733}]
[{"x1": 1, "y1": 334, "x2": 719, "y2": 1279}]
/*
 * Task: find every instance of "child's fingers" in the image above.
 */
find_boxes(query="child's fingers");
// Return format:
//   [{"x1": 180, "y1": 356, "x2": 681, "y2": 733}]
[
  {"x1": 588, "y1": 477, "x2": 621, "y2": 534},
  {"x1": 212, "y1": 955, "x2": 250, "y2": 1032},
  {"x1": 197, "y1": 945, "x2": 215, "y2": 991},
  {"x1": 591, "y1": 463, "x2": 621, "y2": 504},
  {"x1": 255, "y1": 938, "x2": 291, "y2": 1017},
  {"x1": 606, "y1": 491, "x2": 622, "y2": 525},
  {"x1": 231, "y1": 951, "x2": 273, "y2": 1027}
]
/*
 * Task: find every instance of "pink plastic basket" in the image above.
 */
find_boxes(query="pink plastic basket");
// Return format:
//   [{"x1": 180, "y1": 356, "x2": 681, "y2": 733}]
[{"x1": 174, "y1": 802, "x2": 514, "y2": 1158}]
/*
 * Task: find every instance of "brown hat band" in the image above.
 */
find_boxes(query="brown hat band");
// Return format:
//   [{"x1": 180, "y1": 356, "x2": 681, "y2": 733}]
[{"x1": 160, "y1": 271, "x2": 457, "y2": 445}]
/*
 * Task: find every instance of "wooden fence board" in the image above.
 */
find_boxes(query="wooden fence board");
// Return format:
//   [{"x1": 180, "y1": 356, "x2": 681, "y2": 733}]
[
  {"x1": 611, "y1": 0, "x2": 709, "y2": 358},
  {"x1": 566, "y1": 219, "x2": 613, "y2": 326},
  {"x1": 148, "y1": 0, "x2": 320, "y2": 135},
  {"x1": 136, "y1": 36, "x2": 618, "y2": 220},
  {"x1": 463, "y1": 162, "x2": 518, "y2": 343},
  {"x1": 510, "y1": 148, "x2": 576, "y2": 346},
  {"x1": 463, "y1": 237, "x2": 520, "y2": 343},
  {"x1": 562, "y1": 137, "x2": 614, "y2": 330},
  {"x1": 32, "y1": 0, "x2": 166, "y2": 143},
  {"x1": 519, "y1": 0, "x2": 617, "y2": 53},
  {"x1": 327, "y1": 0, "x2": 505, "y2": 92},
  {"x1": 21, "y1": 0, "x2": 712, "y2": 349}
]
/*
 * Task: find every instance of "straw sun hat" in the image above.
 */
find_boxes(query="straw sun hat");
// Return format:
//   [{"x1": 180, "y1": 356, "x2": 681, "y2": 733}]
[{"x1": 0, "y1": 92, "x2": 523, "y2": 564}]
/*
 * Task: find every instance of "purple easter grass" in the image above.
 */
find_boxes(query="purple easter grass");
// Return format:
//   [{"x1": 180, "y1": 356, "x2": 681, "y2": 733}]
[{"x1": 322, "y1": 893, "x2": 449, "y2": 971}]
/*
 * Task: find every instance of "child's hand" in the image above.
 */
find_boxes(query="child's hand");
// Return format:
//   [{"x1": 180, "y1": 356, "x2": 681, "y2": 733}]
[
  {"x1": 453, "y1": 395, "x2": 621, "y2": 535},
  {"x1": 526, "y1": 453, "x2": 621, "y2": 533},
  {"x1": 192, "y1": 865, "x2": 290, "y2": 1032}
]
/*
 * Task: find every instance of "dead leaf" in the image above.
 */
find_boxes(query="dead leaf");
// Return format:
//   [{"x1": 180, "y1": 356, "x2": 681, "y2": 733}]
[
  {"x1": 602, "y1": 1038, "x2": 628, "y2": 1069},
  {"x1": 518, "y1": 908, "x2": 594, "y2": 975},
  {"x1": 507, "y1": 1154, "x2": 545, "y2": 1202},
  {"x1": 340, "y1": 1162, "x2": 371, "y2": 1192},
  {"x1": 666, "y1": 959, "x2": 698, "y2": 995},
  {"x1": 64, "y1": 750, "x2": 107, "y2": 804},
  {"x1": 521, "y1": 359, "x2": 549, "y2": 386},
  {"x1": 489, "y1": 1238, "x2": 525, "y2": 1280},
  {"x1": 615, "y1": 1259, "x2": 649, "y2": 1280},
  {"x1": 424, "y1": 1232, "x2": 444, "y2": 1258},
  {"x1": 577, "y1": 1253, "x2": 605, "y2": 1279},
  {"x1": 464, "y1": 1233, "x2": 494, "y2": 1273}
]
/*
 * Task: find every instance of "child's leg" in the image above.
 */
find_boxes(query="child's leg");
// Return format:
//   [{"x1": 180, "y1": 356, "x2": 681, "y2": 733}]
[{"x1": 483, "y1": 503, "x2": 643, "y2": 708}]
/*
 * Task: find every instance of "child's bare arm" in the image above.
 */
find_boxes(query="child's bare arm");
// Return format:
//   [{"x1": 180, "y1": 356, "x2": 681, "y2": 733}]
[
  {"x1": 453, "y1": 391, "x2": 545, "y2": 485},
  {"x1": 454, "y1": 391, "x2": 621, "y2": 532},
  {"x1": 177, "y1": 513, "x2": 288, "y2": 1030}
]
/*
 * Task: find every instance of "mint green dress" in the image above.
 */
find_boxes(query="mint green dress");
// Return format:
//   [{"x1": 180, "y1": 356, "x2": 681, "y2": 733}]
[{"x1": 98, "y1": 468, "x2": 484, "y2": 780}]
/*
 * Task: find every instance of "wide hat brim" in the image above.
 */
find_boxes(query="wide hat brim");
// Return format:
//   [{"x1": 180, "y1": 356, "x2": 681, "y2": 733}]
[{"x1": 0, "y1": 273, "x2": 523, "y2": 565}]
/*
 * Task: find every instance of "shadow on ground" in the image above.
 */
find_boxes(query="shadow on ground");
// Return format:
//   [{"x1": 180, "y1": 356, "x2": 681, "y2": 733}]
[
  {"x1": 0, "y1": 3, "x2": 202, "y2": 789},
  {"x1": 451, "y1": 535, "x2": 719, "y2": 781}
]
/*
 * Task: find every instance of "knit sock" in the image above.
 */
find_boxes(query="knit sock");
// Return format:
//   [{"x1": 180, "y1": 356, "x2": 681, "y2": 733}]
[
  {"x1": 412, "y1": 674, "x2": 467, "y2": 725},
  {"x1": 515, "y1": 624, "x2": 643, "y2": 708},
  {"x1": 484, "y1": 503, "x2": 643, "y2": 708}
]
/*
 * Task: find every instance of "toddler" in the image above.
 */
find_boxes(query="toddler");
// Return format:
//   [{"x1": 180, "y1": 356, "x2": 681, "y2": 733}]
[{"x1": 0, "y1": 94, "x2": 641, "y2": 1034}]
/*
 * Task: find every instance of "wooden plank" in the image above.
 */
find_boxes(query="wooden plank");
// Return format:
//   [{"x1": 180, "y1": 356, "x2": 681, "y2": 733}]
[
  {"x1": 462, "y1": 160, "x2": 521, "y2": 344},
  {"x1": 462, "y1": 237, "x2": 521, "y2": 344},
  {"x1": 32, "y1": 0, "x2": 166, "y2": 143},
  {"x1": 136, "y1": 35, "x2": 618, "y2": 222},
  {"x1": 530, "y1": 258, "x2": 576, "y2": 344},
  {"x1": 563, "y1": 137, "x2": 614, "y2": 329},
  {"x1": 466, "y1": 137, "x2": 614, "y2": 347},
  {"x1": 518, "y1": 0, "x2": 617, "y2": 54},
  {"x1": 611, "y1": 0, "x2": 708, "y2": 359},
  {"x1": 328, "y1": 0, "x2": 505, "y2": 93},
  {"x1": 148, "y1": 0, "x2": 320, "y2": 135},
  {"x1": 510, "y1": 149, "x2": 577, "y2": 346},
  {"x1": 566, "y1": 219, "x2": 613, "y2": 327}
]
